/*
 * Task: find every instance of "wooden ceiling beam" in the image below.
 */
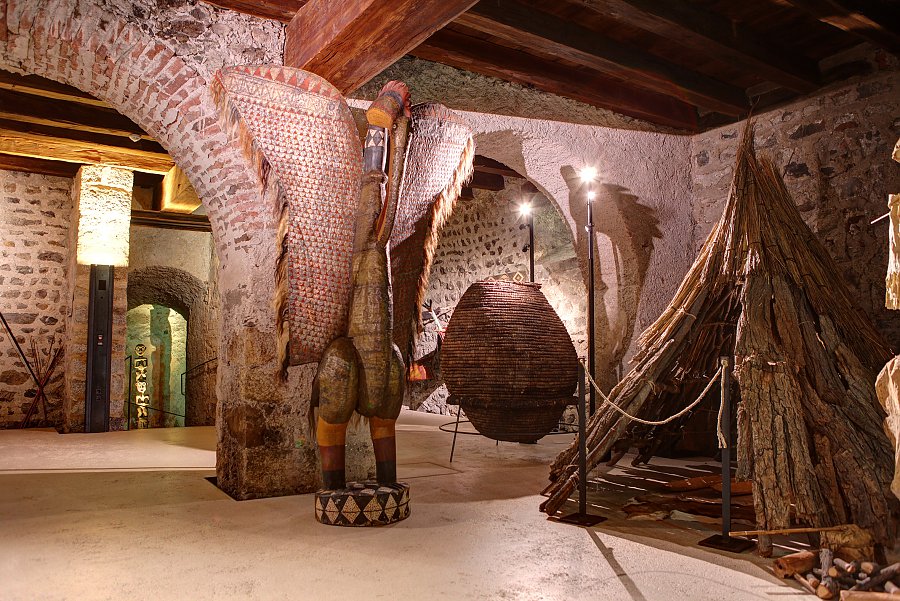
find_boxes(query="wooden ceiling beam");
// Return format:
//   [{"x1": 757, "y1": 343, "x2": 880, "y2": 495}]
[
  {"x1": 0, "y1": 153, "x2": 80, "y2": 177},
  {"x1": 202, "y1": 0, "x2": 304, "y2": 22},
  {"x1": 0, "y1": 89, "x2": 153, "y2": 142},
  {"x1": 131, "y1": 209, "x2": 211, "y2": 232},
  {"x1": 0, "y1": 127, "x2": 173, "y2": 174},
  {"x1": 474, "y1": 156, "x2": 522, "y2": 178},
  {"x1": 456, "y1": 0, "x2": 749, "y2": 115},
  {"x1": 469, "y1": 170, "x2": 505, "y2": 191},
  {"x1": 0, "y1": 69, "x2": 110, "y2": 108},
  {"x1": 579, "y1": 0, "x2": 820, "y2": 93},
  {"x1": 412, "y1": 28, "x2": 700, "y2": 130},
  {"x1": 781, "y1": 0, "x2": 900, "y2": 54},
  {"x1": 285, "y1": 0, "x2": 479, "y2": 94}
]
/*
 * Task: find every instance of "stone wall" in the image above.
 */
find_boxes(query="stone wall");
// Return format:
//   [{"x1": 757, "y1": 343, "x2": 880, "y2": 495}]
[
  {"x1": 409, "y1": 179, "x2": 586, "y2": 415},
  {"x1": 0, "y1": 170, "x2": 72, "y2": 428},
  {"x1": 129, "y1": 226, "x2": 213, "y2": 284},
  {"x1": 692, "y1": 64, "x2": 900, "y2": 349}
]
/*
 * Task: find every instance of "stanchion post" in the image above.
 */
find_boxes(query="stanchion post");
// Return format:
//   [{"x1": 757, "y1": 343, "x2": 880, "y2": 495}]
[
  {"x1": 558, "y1": 360, "x2": 606, "y2": 527},
  {"x1": 578, "y1": 361, "x2": 587, "y2": 514},
  {"x1": 721, "y1": 356, "x2": 732, "y2": 538},
  {"x1": 698, "y1": 356, "x2": 753, "y2": 553}
]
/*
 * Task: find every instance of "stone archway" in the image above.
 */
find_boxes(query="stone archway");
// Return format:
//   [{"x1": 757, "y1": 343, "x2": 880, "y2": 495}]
[
  {"x1": 1, "y1": 0, "x2": 318, "y2": 499},
  {"x1": 127, "y1": 266, "x2": 217, "y2": 426}
]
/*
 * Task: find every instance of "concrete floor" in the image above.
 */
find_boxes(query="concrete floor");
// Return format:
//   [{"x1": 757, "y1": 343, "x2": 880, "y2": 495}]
[{"x1": 0, "y1": 410, "x2": 801, "y2": 600}]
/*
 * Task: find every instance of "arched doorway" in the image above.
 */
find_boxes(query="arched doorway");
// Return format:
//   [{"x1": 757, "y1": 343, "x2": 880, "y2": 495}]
[{"x1": 127, "y1": 266, "x2": 217, "y2": 426}]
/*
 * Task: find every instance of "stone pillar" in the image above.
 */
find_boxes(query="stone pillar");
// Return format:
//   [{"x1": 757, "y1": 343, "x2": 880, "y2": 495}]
[{"x1": 63, "y1": 165, "x2": 133, "y2": 432}]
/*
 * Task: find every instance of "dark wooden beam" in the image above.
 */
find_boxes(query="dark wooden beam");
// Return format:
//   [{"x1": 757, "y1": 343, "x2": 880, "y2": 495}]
[
  {"x1": 474, "y1": 156, "x2": 522, "y2": 178},
  {"x1": 456, "y1": 0, "x2": 749, "y2": 115},
  {"x1": 579, "y1": 0, "x2": 820, "y2": 93},
  {"x1": 781, "y1": 0, "x2": 900, "y2": 54},
  {"x1": 412, "y1": 28, "x2": 700, "y2": 130},
  {"x1": 131, "y1": 209, "x2": 211, "y2": 232},
  {"x1": 285, "y1": 0, "x2": 479, "y2": 94},
  {"x1": 0, "y1": 89, "x2": 153, "y2": 141},
  {"x1": 0, "y1": 69, "x2": 110, "y2": 108},
  {"x1": 469, "y1": 170, "x2": 505, "y2": 191},
  {"x1": 0, "y1": 153, "x2": 80, "y2": 177},
  {"x1": 201, "y1": 0, "x2": 304, "y2": 22}
]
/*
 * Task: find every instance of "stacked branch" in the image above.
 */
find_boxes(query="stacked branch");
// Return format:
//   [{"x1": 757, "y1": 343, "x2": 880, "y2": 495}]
[{"x1": 541, "y1": 123, "x2": 897, "y2": 549}]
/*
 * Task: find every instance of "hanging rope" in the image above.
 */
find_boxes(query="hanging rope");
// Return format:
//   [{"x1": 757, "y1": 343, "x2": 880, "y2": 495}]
[
  {"x1": 581, "y1": 359, "x2": 723, "y2": 428},
  {"x1": 716, "y1": 361, "x2": 729, "y2": 449}
]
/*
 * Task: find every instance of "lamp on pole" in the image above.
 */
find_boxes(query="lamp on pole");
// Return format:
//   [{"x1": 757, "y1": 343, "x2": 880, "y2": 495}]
[
  {"x1": 519, "y1": 202, "x2": 535, "y2": 282},
  {"x1": 580, "y1": 166, "x2": 597, "y2": 415}
]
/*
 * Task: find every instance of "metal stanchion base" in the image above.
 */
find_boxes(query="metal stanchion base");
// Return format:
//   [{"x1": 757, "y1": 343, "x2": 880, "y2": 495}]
[
  {"x1": 556, "y1": 512, "x2": 607, "y2": 527},
  {"x1": 697, "y1": 534, "x2": 755, "y2": 553}
]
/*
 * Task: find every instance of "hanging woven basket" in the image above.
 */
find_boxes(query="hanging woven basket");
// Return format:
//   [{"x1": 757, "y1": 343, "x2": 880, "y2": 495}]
[{"x1": 441, "y1": 280, "x2": 578, "y2": 442}]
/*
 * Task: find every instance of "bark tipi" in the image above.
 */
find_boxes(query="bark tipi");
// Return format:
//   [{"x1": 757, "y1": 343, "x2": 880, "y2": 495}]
[{"x1": 542, "y1": 124, "x2": 897, "y2": 551}]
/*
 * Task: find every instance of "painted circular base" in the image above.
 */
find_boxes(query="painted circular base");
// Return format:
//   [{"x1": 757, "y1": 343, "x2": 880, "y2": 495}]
[{"x1": 314, "y1": 481, "x2": 410, "y2": 527}]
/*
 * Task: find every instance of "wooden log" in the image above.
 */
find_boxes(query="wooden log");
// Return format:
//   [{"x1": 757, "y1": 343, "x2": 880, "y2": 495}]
[
  {"x1": 731, "y1": 525, "x2": 851, "y2": 538},
  {"x1": 710, "y1": 480, "x2": 753, "y2": 496},
  {"x1": 795, "y1": 572, "x2": 820, "y2": 594},
  {"x1": 835, "y1": 559, "x2": 860, "y2": 575},
  {"x1": 819, "y1": 549, "x2": 839, "y2": 600},
  {"x1": 860, "y1": 562, "x2": 881, "y2": 577},
  {"x1": 805, "y1": 572, "x2": 823, "y2": 590},
  {"x1": 774, "y1": 551, "x2": 817, "y2": 578},
  {"x1": 852, "y1": 563, "x2": 900, "y2": 592},
  {"x1": 841, "y1": 592, "x2": 900, "y2": 600},
  {"x1": 883, "y1": 581, "x2": 900, "y2": 595},
  {"x1": 663, "y1": 474, "x2": 721, "y2": 491}
]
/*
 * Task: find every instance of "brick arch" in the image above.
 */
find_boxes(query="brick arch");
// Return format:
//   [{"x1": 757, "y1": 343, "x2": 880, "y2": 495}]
[
  {"x1": 0, "y1": 0, "x2": 266, "y2": 267},
  {"x1": 0, "y1": 0, "x2": 309, "y2": 498}
]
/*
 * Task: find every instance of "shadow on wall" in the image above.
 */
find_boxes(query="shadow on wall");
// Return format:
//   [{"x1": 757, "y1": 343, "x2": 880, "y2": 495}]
[
  {"x1": 562, "y1": 166, "x2": 661, "y2": 390},
  {"x1": 126, "y1": 266, "x2": 218, "y2": 426}
]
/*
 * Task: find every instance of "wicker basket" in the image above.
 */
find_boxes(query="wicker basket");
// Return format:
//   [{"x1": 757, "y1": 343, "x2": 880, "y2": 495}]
[{"x1": 441, "y1": 280, "x2": 578, "y2": 442}]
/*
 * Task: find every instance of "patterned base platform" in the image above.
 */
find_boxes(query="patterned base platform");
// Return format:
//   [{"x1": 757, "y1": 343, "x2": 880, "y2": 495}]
[{"x1": 314, "y1": 482, "x2": 410, "y2": 527}]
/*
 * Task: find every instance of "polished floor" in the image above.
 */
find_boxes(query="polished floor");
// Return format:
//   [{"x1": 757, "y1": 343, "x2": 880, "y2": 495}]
[{"x1": 1, "y1": 410, "x2": 798, "y2": 600}]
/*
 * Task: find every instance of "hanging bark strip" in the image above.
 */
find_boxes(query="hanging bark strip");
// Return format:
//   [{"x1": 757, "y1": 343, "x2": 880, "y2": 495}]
[{"x1": 541, "y1": 123, "x2": 897, "y2": 548}]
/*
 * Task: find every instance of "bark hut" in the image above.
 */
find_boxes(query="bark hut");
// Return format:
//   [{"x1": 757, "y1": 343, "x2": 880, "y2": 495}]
[{"x1": 541, "y1": 123, "x2": 897, "y2": 547}]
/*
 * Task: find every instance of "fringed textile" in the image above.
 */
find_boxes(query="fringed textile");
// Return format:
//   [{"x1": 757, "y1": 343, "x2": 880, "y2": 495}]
[
  {"x1": 389, "y1": 103, "x2": 474, "y2": 361},
  {"x1": 211, "y1": 66, "x2": 362, "y2": 374}
]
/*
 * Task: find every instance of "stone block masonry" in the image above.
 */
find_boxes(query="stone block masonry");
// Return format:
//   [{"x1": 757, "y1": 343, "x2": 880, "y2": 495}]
[
  {"x1": 63, "y1": 165, "x2": 132, "y2": 432},
  {"x1": 0, "y1": 169, "x2": 73, "y2": 428},
  {"x1": 692, "y1": 62, "x2": 900, "y2": 349}
]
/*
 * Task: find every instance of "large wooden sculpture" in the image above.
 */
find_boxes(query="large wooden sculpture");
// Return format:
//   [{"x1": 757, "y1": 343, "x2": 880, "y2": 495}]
[
  {"x1": 314, "y1": 83, "x2": 412, "y2": 493},
  {"x1": 212, "y1": 66, "x2": 473, "y2": 526}
]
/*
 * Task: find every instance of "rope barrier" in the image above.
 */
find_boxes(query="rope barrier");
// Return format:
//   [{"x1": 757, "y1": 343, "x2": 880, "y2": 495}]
[{"x1": 580, "y1": 359, "x2": 724, "y2": 431}]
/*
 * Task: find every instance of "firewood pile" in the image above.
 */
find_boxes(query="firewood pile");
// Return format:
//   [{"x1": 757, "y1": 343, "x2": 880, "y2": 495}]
[
  {"x1": 774, "y1": 548, "x2": 900, "y2": 599},
  {"x1": 540, "y1": 123, "x2": 898, "y2": 554}
]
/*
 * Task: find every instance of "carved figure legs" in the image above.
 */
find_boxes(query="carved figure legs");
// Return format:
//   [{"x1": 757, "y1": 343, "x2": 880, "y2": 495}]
[
  {"x1": 315, "y1": 337, "x2": 405, "y2": 489},
  {"x1": 367, "y1": 345, "x2": 406, "y2": 484},
  {"x1": 316, "y1": 337, "x2": 358, "y2": 490}
]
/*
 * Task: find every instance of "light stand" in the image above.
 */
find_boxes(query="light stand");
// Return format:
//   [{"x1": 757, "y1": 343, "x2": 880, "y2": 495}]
[
  {"x1": 557, "y1": 361, "x2": 606, "y2": 526},
  {"x1": 519, "y1": 202, "x2": 535, "y2": 283},
  {"x1": 582, "y1": 168, "x2": 597, "y2": 416}
]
